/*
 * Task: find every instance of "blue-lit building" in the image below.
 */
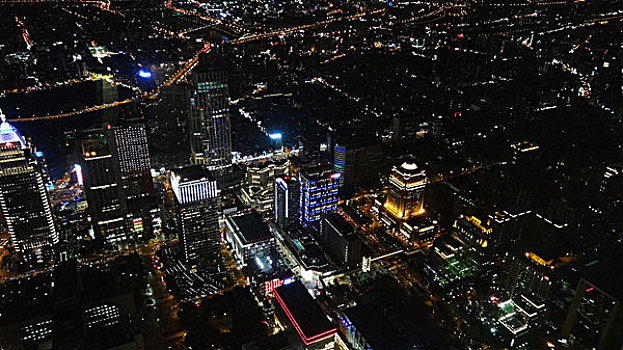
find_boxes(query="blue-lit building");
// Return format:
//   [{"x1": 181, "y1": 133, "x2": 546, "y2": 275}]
[
  {"x1": 333, "y1": 144, "x2": 346, "y2": 187},
  {"x1": 298, "y1": 166, "x2": 340, "y2": 227}
]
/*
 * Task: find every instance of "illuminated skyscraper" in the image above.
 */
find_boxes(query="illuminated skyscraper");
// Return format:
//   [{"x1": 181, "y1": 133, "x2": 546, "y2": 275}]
[
  {"x1": 189, "y1": 54, "x2": 232, "y2": 170},
  {"x1": 0, "y1": 111, "x2": 57, "y2": 258},
  {"x1": 111, "y1": 121, "x2": 159, "y2": 240},
  {"x1": 81, "y1": 130, "x2": 128, "y2": 245},
  {"x1": 299, "y1": 166, "x2": 340, "y2": 226},
  {"x1": 170, "y1": 166, "x2": 220, "y2": 267},
  {"x1": 275, "y1": 176, "x2": 299, "y2": 230},
  {"x1": 112, "y1": 122, "x2": 152, "y2": 200},
  {"x1": 384, "y1": 162, "x2": 426, "y2": 219}
]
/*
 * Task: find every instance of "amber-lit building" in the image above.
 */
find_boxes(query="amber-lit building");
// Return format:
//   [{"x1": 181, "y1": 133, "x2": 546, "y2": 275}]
[
  {"x1": 372, "y1": 162, "x2": 435, "y2": 250},
  {"x1": 384, "y1": 162, "x2": 426, "y2": 220}
]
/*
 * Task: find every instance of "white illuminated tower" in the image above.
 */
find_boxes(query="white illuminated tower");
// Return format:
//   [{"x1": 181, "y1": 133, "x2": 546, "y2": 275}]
[
  {"x1": 170, "y1": 166, "x2": 220, "y2": 267},
  {"x1": 274, "y1": 176, "x2": 299, "y2": 230},
  {"x1": 0, "y1": 109, "x2": 57, "y2": 259},
  {"x1": 112, "y1": 122, "x2": 153, "y2": 200}
]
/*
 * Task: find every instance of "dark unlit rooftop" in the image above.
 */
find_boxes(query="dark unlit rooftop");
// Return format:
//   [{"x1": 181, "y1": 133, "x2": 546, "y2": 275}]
[{"x1": 274, "y1": 281, "x2": 335, "y2": 345}]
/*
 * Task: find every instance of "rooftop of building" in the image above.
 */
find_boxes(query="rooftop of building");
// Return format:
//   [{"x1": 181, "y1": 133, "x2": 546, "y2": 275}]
[
  {"x1": 580, "y1": 249, "x2": 623, "y2": 299},
  {"x1": 274, "y1": 281, "x2": 336, "y2": 345},
  {"x1": 0, "y1": 110, "x2": 26, "y2": 148},
  {"x1": 244, "y1": 253, "x2": 292, "y2": 281},
  {"x1": 392, "y1": 160, "x2": 427, "y2": 177},
  {"x1": 511, "y1": 212, "x2": 571, "y2": 264},
  {"x1": 289, "y1": 226, "x2": 333, "y2": 271},
  {"x1": 299, "y1": 164, "x2": 336, "y2": 179},
  {"x1": 242, "y1": 330, "x2": 297, "y2": 350},
  {"x1": 354, "y1": 275, "x2": 459, "y2": 349},
  {"x1": 195, "y1": 52, "x2": 231, "y2": 74},
  {"x1": 227, "y1": 209, "x2": 273, "y2": 244},
  {"x1": 321, "y1": 213, "x2": 357, "y2": 242},
  {"x1": 405, "y1": 214, "x2": 438, "y2": 228},
  {"x1": 248, "y1": 158, "x2": 290, "y2": 170},
  {"x1": 171, "y1": 165, "x2": 214, "y2": 183},
  {"x1": 275, "y1": 175, "x2": 298, "y2": 186},
  {"x1": 344, "y1": 303, "x2": 414, "y2": 350}
]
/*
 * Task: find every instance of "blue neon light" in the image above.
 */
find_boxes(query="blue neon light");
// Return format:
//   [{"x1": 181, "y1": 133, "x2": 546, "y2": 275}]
[
  {"x1": 269, "y1": 132, "x2": 282, "y2": 140},
  {"x1": 35, "y1": 151, "x2": 44, "y2": 157},
  {"x1": 138, "y1": 69, "x2": 152, "y2": 78}
]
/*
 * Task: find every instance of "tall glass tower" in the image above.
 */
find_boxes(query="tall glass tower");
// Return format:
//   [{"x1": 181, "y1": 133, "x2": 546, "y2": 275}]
[
  {"x1": 80, "y1": 129, "x2": 128, "y2": 245},
  {"x1": 0, "y1": 110, "x2": 57, "y2": 259},
  {"x1": 189, "y1": 54, "x2": 232, "y2": 170}
]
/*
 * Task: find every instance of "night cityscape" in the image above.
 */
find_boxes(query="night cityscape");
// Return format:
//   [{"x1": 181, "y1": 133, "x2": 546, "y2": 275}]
[{"x1": 0, "y1": 0, "x2": 620, "y2": 348}]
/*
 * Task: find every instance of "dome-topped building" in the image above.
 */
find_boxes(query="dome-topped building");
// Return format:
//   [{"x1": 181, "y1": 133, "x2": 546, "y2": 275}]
[{"x1": 384, "y1": 161, "x2": 427, "y2": 220}]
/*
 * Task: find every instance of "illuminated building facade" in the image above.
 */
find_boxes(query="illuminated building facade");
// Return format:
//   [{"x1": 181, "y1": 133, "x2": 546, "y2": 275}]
[
  {"x1": 81, "y1": 130, "x2": 128, "y2": 245},
  {"x1": 189, "y1": 54, "x2": 232, "y2": 170},
  {"x1": 247, "y1": 159, "x2": 290, "y2": 190},
  {"x1": 453, "y1": 215, "x2": 493, "y2": 249},
  {"x1": 0, "y1": 114, "x2": 58, "y2": 258},
  {"x1": 299, "y1": 166, "x2": 340, "y2": 227},
  {"x1": 275, "y1": 176, "x2": 299, "y2": 230},
  {"x1": 170, "y1": 166, "x2": 220, "y2": 267},
  {"x1": 384, "y1": 162, "x2": 426, "y2": 220},
  {"x1": 373, "y1": 162, "x2": 433, "y2": 250},
  {"x1": 111, "y1": 122, "x2": 160, "y2": 240},
  {"x1": 112, "y1": 122, "x2": 153, "y2": 200},
  {"x1": 241, "y1": 159, "x2": 290, "y2": 212},
  {"x1": 224, "y1": 209, "x2": 275, "y2": 267},
  {"x1": 396, "y1": 217, "x2": 438, "y2": 248}
]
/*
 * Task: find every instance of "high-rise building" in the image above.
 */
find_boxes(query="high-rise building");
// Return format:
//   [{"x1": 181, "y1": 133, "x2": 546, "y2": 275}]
[
  {"x1": 274, "y1": 176, "x2": 299, "y2": 230},
  {"x1": 224, "y1": 209, "x2": 275, "y2": 268},
  {"x1": 332, "y1": 137, "x2": 382, "y2": 193},
  {"x1": 333, "y1": 144, "x2": 346, "y2": 187},
  {"x1": 112, "y1": 121, "x2": 160, "y2": 241},
  {"x1": 241, "y1": 159, "x2": 290, "y2": 212},
  {"x1": 319, "y1": 213, "x2": 361, "y2": 268},
  {"x1": 111, "y1": 122, "x2": 153, "y2": 200},
  {"x1": 80, "y1": 130, "x2": 128, "y2": 245},
  {"x1": 299, "y1": 166, "x2": 340, "y2": 227},
  {"x1": 189, "y1": 54, "x2": 232, "y2": 170},
  {"x1": 384, "y1": 162, "x2": 426, "y2": 220},
  {"x1": 170, "y1": 166, "x2": 220, "y2": 267},
  {"x1": 562, "y1": 274, "x2": 623, "y2": 349},
  {"x1": 0, "y1": 112, "x2": 57, "y2": 258}
]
